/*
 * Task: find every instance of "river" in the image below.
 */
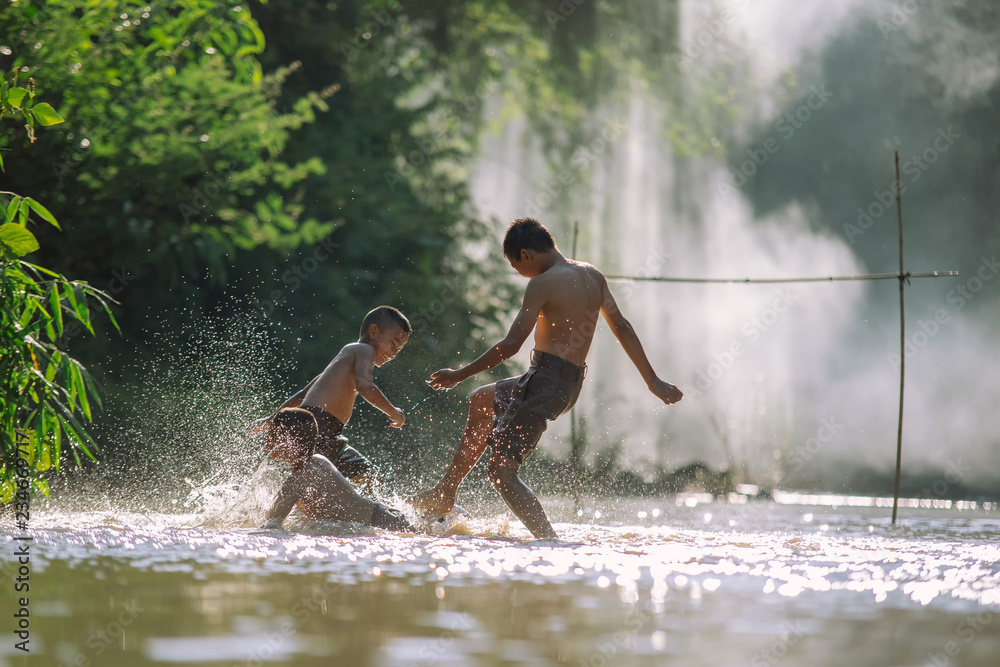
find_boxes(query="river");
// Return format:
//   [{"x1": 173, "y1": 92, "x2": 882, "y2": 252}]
[{"x1": 6, "y1": 493, "x2": 999, "y2": 666}]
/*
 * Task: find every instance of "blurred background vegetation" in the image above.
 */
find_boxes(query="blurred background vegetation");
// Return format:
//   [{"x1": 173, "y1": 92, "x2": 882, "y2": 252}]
[
  {"x1": 3, "y1": 0, "x2": 998, "y2": 506},
  {"x1": 0, "y1": 0, "x2": 682, "y2": 505}
]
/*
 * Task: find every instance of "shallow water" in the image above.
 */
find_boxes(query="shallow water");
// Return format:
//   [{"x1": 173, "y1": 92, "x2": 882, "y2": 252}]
[{"x1": 5, "y1": 494, "x2": 1000, "y2": 666}]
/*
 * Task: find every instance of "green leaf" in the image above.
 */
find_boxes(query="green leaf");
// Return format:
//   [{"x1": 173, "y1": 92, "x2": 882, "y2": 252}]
[
  {"x1": 49, "y1": 282, "x2": 64, "y2": 338},
  {"x1": 6, "y1": 87, "x2": 28, "y2": 108},
  {"x1": 70, "y1": 362, "x2": 92, "y2": 420},
  {"x1": 98, "y1": 297, "x2": 120, "y2": 331},
  {"x1": 0, "y1": 223, "x2": 40, "y2": 256},
  {"x1": 19, "y1": 198, "x2": 29, "y2": 225},
  {"x1": 31, "y1": 103, "x2": 65, "y2": 126},
  {"x1": 66, "y1": 284, "x2": 92, "y2": 333},
  {"x1": 5, "y1": 196, "x2": 22, "y2": 224},
  {"x1": 0, "y1": 479, "x2": 14, "y2": 504},
  {"x1": 25, "y1": 198, "x2": 61, "y2": 230}
]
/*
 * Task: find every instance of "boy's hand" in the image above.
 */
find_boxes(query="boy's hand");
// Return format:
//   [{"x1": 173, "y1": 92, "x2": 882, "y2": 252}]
[
  {"x1": 650, "y1": 379, "x2": 683, "y2": 405},
  {"x1": 389, "y1": 406, "x2": 406, "y2": 428},
  {"x1": 427, "y1": 368, "x2": 462, "y2": 390},
  {"x1": 247, "y1": 416, "x2": 272, "y2": 436}
]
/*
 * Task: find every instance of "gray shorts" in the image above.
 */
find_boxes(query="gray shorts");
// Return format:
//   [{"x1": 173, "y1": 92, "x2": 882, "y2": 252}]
[
  {"x1": 300, "y1": 405, "x2": 375, "y2": 480},
  {"x1": 488, "y1": 350, "x2": 586, "y2": 464}
]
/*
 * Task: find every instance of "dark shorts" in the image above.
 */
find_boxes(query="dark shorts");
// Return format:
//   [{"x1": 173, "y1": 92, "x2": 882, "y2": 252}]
[
  {"x1": 299, "y1": 406, "x2": 375, "y2": 480},
  {"x1": 488, "y1": 350, "x2": 586, "y2": 464}
]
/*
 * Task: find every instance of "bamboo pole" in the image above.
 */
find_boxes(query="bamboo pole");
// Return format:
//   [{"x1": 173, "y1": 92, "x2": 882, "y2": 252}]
[
  {"x1": 604, "y1": 271, "x2": 956, "y2": 284},
  {"x1": 570, "y1": 220, "x2": 582, "y2": 510},
  {"x1": 556, "y1": 157, "x2": 955, "y2": 523},
  {"x1": 892, "y1": 150, "x2": 906, "y2": 525}
]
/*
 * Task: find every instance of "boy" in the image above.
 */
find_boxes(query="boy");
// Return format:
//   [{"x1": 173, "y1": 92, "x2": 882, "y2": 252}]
[
  {"x1": 260, "y1": 407, "x2": 412, "y2": 530},
  {"x1": 251, "y1": 306, "x2": 411, "y2": 524},
  {"x1": 408, "y1": 218, "x2": 682, "y2": 539}
]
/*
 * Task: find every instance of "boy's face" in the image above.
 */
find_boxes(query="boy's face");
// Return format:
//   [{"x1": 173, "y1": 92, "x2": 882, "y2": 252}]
[
  {"x1": 368, "y1": 323, "x2": 409, "y2": 366},
  {"x1": 507, "y1": 249, "x2": 538, "y2": 278}
]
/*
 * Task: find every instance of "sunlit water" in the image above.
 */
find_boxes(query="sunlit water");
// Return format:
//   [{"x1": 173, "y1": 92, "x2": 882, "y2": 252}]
[{"x1": 4, "y1": 492, "x2": 999, "y2": 667}]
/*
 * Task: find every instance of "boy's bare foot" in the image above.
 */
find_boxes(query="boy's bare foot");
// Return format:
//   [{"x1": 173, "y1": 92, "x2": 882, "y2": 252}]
[{"x1": 405, "y1": 488, "x2": 456, "y2": 516}]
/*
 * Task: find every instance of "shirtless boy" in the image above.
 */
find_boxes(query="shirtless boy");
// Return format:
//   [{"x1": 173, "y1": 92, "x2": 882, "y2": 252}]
[
  {"x1": 252, "y1": 306, "x2": 413, "y2": 529},
  {"x1": 259, "y1": 408, "x2": 412, "y2": 531},
  {"x1": 409, "y1": 218, "x2": 683, "y2": 539}
]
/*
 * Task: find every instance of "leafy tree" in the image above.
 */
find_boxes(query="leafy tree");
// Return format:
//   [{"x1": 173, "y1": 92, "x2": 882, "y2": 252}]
[
  {"x1": 0, "y1": 0, "x2": 335, "y2": 287},
  {"x1": 1, "y1": 72, "x2": 115, "y2": 501}
]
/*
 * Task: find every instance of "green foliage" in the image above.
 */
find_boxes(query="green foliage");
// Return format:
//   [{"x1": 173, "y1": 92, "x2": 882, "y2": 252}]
[
  {"x1": 0, "y1": 71, "x2": 66, "y2": 157},
  {"x1": 2, "y1": 1, "x2": 691, "y2": 491},
  {"x1": 0, "y1": 0, "x2": 335, "y2": 284},
  {"x1": 1, "y1": 73, "x2": 117, "y2": 501}
]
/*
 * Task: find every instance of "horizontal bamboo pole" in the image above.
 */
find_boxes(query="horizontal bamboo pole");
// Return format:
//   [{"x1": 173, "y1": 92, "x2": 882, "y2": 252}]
[{"x1": 604, "y1": 270, "x2": 958, "y2": 284}]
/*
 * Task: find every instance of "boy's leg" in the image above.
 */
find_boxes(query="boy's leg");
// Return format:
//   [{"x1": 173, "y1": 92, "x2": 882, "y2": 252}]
[
  {"x1": 486, "y1": 454, "x2": 557, "y2": 539},
  {"x1": 330, "y1": 444, "x2": 379, "y2": 498},
  {"x1": 349, "y1": 473, "x2": 378, "y2": 498},
  {"x1": 299, "y1": 457, "x2": 413, "y2": 531},
  {"x1": 408, "y1": 383, "x2": 495, "y2": 514},
  {"x1": 300, "y1": 456, "x2": 378, "y2": 523}
]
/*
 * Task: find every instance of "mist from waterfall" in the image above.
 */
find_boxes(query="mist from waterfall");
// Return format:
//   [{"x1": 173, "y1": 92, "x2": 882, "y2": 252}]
[{"x1": 468, "y1": 0, "x2": 1000, "y2": 493}]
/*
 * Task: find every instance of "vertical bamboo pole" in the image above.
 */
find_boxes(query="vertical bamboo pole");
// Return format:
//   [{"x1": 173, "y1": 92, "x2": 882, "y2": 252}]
[
  {"x1": 570, "y1": 220, "x2": 582, "y2": 510},
  {"x1": 892, "y1": 151, "x2": 905, "y2": 525}
]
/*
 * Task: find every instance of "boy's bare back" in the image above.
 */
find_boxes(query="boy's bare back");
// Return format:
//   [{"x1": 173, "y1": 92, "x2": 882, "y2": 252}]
[{"x1": 527, "y1": 259, "x2": 607, "y2": 367}]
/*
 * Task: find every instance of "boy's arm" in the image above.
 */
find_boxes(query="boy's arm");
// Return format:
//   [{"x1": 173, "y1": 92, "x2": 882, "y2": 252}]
[
  {"x1": 354, "y1": 346, "x2": 405, "y2": 427},
  {"x1": 428, "y1": 280, "x2": 543, "y2": 390},
  {"x1": 261, "y1": 473, "x2": 301, "y2": 528},
  {"x1": 598, "y1": 274, "x2": 683, "y2": 405}
]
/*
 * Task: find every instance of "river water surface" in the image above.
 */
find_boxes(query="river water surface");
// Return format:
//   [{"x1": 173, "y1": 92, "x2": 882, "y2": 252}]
[{"x1": 5, "y1": 493, "x2": 1000, "y2": 666}]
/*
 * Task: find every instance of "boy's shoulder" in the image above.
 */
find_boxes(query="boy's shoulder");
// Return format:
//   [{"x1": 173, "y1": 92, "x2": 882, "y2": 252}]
[
  {"x1": 533, "y1": 259, "x2": 605, "y2": 285},
  {"x1": 337, "y1": 341, "x2": 374, "y2": 359}
]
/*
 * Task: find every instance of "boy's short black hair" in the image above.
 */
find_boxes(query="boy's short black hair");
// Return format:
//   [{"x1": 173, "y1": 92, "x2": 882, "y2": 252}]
[
  {"x1": 503, "y1": 218, "x2": 556, "y2": 259},
  {"x1": 359, "y1": 305, "x2": 411, "y2": 339}
]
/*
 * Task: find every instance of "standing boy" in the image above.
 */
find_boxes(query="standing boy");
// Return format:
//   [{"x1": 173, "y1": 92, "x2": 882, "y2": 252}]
[
  {"x1": 252, "y1": 306, "x2": 410, "y2": 506},
  {"x1": 408, "y1": 218, "x2": 682, "y2": 538}
]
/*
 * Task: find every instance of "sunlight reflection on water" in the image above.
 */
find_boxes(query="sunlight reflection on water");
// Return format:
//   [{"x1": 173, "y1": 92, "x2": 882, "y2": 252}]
[{"x1": 12, "y1": 496, "x2": 1000, "y2": 666}]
